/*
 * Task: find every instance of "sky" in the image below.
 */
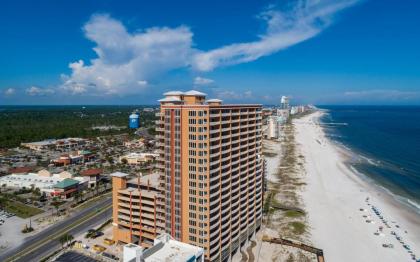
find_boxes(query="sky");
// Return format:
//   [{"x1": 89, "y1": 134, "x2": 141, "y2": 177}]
[{"x1": 1, "y1": 0, "x2": 420, "y2": 105}]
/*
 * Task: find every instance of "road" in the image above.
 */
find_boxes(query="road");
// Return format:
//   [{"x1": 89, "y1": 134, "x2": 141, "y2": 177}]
[{"x1": 0, "y1": 196, "x2": 112, "y2": 262}]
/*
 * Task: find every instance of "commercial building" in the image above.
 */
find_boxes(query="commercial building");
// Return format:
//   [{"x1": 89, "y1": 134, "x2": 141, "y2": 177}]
[
  {"x1": 80, "y1": 168, "x2": 103, "y2": 188},
  {"x1": 52, "y1": 178, "x2": 82, "y2": 198},
  {"x1": 124, "y1": 139, "x2": 145, "y2": 149},
  {"x1": 21, "y1": 138, "x2": 89, "y2": 151},
  {"x1": 118, "y1": 153, "x2": 159, "y2": 165},
  {"x1": 0, "y1": 171, "x2": 86, "y2": 197},
  {"x1": 52, "y1": 150, "x2": 96, "y2": 166},
  {"x1": 155, "y1": 90, "x2": 264, "y2": 261},
  {"x1": 0, "y1": 173, "x2": 63, "y2": 194},
  {"x1": 112, "y1": 172, "x2": 165, "y2": 248},
  {"x1": 123, "y1": 233, "x2": 204, "y2": 262}
]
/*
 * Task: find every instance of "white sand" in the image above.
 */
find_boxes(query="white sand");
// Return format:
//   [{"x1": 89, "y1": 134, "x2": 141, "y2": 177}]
[{"x1": 296, "y1": 111, "x2": 420, "y2": 262}]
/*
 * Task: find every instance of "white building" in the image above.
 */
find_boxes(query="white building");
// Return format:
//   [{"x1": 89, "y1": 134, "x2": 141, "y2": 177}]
[
  {"x1": 0, "y1": 173, "x2": 63, "y2": 194},
  {"x1": 119, "y1": 153, "x2": 159, "y2": 165},
  {"x1": 276, "y1": 108, "x2": 290, "y2": 120},
  {"x1": 123, "y1": 233, "x2": 204, "y2": 262},
  {"x1": 0, "y1": 171, "x2": 86, "y2": 195},
  {"x1": 21, "y1": 138, "x2": 88, "y2": 151},
  {"x1": 267, "y1": 116, "x2": 279, "y2": 139},
  {"x1": 266, "y1": 116, "x2": 287, "y2": 139},
  {"x1": 280, "y1": 96, "x2": 289, "y2": 109},
  {"x1": 290, "y1": 105, "x2": 306, "y2": 115}
]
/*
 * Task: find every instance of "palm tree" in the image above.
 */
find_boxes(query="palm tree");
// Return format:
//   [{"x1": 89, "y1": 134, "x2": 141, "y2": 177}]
[
  {"x1": 59, "y1": 233, "x2": 74, "y2": 248},
  {"x1": 59, "y1": 234, "x2": 67, "y2": 248},
  {"x1": 52, "y1": 201, "x2": 61, "y2": 216},
  {"x1": 66, "y1": 234, "x2": 74, "y2": 247}
]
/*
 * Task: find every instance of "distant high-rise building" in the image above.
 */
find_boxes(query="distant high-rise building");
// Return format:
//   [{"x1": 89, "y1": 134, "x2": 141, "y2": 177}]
[
  {"x1": 267, "y1": 116, "x2": 280, "y2": 139},
  {"x1": 155, "y1": 90, "x2": 264, "y2": 261},
  {"x1": 280, "y1": 96, "x2": 289, "y2": 109},
  {"x1": 266, "y1": 116, "x2": 287, "y2": 139}
]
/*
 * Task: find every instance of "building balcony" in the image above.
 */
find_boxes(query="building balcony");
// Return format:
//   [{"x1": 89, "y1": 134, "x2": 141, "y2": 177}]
[
  {"x1": 210, "y1": 189, "x2": 220, "y2": 199},
  {"x1": 210, "y1": 136, "x2": 220, "y2": 143},
  {"x1": 210, "y1": 129, "x2": 220, "y2": 135},
  {"x1": 210, "y1": 197, "x2": 220, "y2": 207}
]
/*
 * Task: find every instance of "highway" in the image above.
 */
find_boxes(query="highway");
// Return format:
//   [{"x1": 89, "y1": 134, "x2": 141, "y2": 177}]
[{"x1": 0, "y1": 196, "x2": 112, "y2": 262}]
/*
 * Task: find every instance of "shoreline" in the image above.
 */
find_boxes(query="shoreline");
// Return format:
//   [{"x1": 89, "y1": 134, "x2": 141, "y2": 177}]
[
  {"x1": 318, "y1": 109, "x2": 420, "y2": 216},
  {"x1": 296, "y1": 110, "x2": 420, "y2": 261}
]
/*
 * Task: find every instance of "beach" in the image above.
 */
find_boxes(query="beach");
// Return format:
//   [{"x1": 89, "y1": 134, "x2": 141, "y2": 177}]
[{"x1": 296, "y1": 111, "x2": 420, "y2": 261}]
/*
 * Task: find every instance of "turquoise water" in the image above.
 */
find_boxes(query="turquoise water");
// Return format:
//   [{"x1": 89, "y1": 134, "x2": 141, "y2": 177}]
[{"x1": 319, "y1": 106, "x2": 420, "y2": 213}]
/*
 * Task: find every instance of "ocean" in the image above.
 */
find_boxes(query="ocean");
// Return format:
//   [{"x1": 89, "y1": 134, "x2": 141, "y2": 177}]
[{"x1": 319, "y1": 106, "x2": 420, "y2": 214}]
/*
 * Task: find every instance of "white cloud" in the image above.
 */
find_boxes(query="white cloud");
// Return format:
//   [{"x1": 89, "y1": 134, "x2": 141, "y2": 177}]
[
  {"x1": 137, "y1": 80, "x2": 148, "y2": 86},
  {"x1": 26, "y1": 86, "x2": 55, "y2": 96},
  {"x1": 61, "y1": 14, "x2": 193, "y2": 95},
  {"x1": 344, "y1": 89, "x2": 420, "y2": 100},
  {"x1": 214, "y1": 89, "x2": 254, "y2": 100},
  {"x1": 194, "y1": 76, "x2": 214, "y2": 85},
  {"x1": 192, "y1": 0, "x2": 359, "y2": 71},
  {"x1": 4, "y1": 88, "x2": 15, "y2": 96},
  {"x1": 60, "y1": 1, "x2": 358, "y2": 96}
]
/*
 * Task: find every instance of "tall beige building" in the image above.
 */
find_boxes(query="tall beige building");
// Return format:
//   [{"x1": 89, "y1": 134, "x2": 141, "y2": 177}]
[{"x1": 155, "y1": 90, "x2": 264, "y2": 261}]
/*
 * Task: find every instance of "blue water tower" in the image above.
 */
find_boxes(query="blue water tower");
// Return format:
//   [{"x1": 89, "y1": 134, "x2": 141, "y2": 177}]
[{"x1": 129, "y1": 112, "x2": 140, "y2": 129}]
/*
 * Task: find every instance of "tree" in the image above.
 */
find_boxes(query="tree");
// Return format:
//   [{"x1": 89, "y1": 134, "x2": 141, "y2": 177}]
[
  {"x1": 66, "y1": 234, "x2": 74, "y2": 246},
  {"x1": 59, "y1": 233, "x2": 74, "y2": 248},
  {"x1": 33, "y1": 187, "x2": 41, "y2": 196},
  {"x1": 59, "y1": 234, "x2": 67, "y2": 248},
  {"x1": 51, "y1": 201, "x2": 61, "y2": 216},
  {"x1": 121, "y1": 158, "x2": 128, "y2": 165}
]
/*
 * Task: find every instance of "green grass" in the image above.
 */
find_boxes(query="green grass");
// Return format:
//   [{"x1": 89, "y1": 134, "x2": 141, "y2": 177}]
[
  {"x1": 1, "y1": 199, "x2": 44, "y2": 218},
  {"x1": 284, "y1": 210, "x2": 304, "y2": 218},
  {"x1": 289, "y1": 221, "x2": 306, "y2": 235}
]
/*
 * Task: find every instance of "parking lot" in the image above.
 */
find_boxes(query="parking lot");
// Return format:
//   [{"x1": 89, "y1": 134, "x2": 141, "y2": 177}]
[
  {"x1": 54, "y1": 251, "x2": 99, "y2": 262},
  {"x1": 0, "y1": 209, "x2": 16, "y2": 225},
  {"x1": 73, "y1": 223, "x2": 121, "y2": 261},
  {"x1": 0, "y1": 209, "x2": 28, "y2": 253}
]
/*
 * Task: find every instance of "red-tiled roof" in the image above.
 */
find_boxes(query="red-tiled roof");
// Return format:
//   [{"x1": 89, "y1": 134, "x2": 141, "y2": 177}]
[
  {"x1": 8, "y1": 166, "x2": 34, "y2": 174},
  {"x1": 80, "y1": 168, "x2": 103, "y2": 176}
]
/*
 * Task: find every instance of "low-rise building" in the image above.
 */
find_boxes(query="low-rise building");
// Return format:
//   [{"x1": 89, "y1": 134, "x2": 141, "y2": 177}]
[
  {"x1": 80, "y1": 168, "x2": 103, "y2": 188},
  {"x1": 21, "y1": 138, "x2": 89, "y2": 151},
  {"x1": 0, "y1": 171, "x2": 85, "y2": 198},
  {"x1": 123, "y1": 233, "x2": 204, "y2": 262},
  {"x1": 52, "y1": 178, "x2": 84, "y2": 199},
  {"x1": 52, "y1": 150, "x2": 96, "y2": 166},
  {"x1": 0, "y1": 173, "x2": 62, "y2": 194},
  {"x1": 21, "y1": 139, "x2": 57, "y2": 151},
  {"x1": 118, "y1": 153, "x2": 158, "y2": 165},
  {"x1": 124, "y1": 139, "x2": 145, "y2": 149},
  {"x1": 8, "y1": 166, "x2": 35, "y2": 174}
]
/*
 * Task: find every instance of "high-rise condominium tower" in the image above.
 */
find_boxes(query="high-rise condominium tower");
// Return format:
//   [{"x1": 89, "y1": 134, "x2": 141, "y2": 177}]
[{"x1": 156, "y1": 90, "x2": 264, "y2": 262}]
